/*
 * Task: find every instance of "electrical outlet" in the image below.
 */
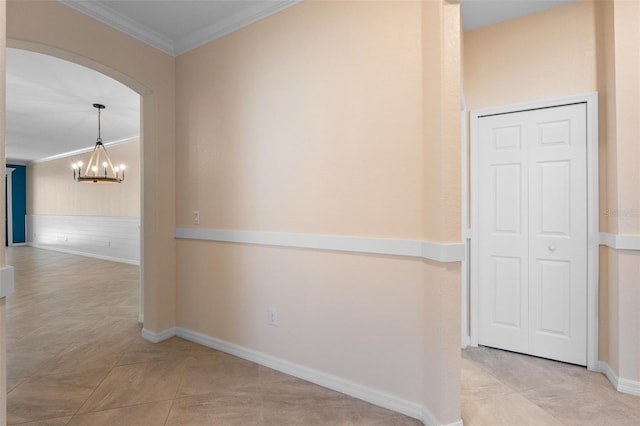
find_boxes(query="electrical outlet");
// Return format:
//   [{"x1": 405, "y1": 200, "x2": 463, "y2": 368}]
[
  {"x1": 268, "y1": 308, "x2": 278, "y2": 326},
  {"x1": 193, "y1": 210, "x2": 200, "y2": 225}
]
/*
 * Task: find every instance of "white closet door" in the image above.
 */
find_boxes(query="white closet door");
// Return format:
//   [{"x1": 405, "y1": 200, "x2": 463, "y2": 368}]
[{"x1": 478, "y1": 103, "x2": 587, "y2": 365}]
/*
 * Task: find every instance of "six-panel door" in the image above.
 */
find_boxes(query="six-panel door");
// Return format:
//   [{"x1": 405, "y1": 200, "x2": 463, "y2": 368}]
[{"x1": 478, "y1": 103, "x2": 587, "y2": 366}]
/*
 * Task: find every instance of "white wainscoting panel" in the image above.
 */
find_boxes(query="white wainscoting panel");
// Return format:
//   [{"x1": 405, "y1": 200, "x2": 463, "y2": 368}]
[{"x1": 27, "y1": 215, "x2": 140, "y2": 265}]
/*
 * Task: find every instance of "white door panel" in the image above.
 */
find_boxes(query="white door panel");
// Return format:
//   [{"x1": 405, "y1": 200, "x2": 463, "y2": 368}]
[
  {"x1": 478, "y1": 112, "x2": 529, "y2": 353},
  {"x1": 478, "y1": 103, "x2": 587, "y2": 365}
]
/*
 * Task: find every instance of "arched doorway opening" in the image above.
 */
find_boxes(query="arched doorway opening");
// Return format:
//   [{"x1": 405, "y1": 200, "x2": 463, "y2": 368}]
[{"x1": 5, "y1": 43, "x2": 147, "y2": 322}]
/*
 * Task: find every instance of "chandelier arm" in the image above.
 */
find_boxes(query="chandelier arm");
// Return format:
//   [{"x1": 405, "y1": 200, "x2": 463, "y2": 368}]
[
  {"x1": 102, "y1": 146, "x2": 118, "y2": 176},
  {"x1": 84, "y1": 145, "x2": 99, "y2": 177},
  {"x1": 95, "y1": 149, "x2": 101, "y2": 176}
]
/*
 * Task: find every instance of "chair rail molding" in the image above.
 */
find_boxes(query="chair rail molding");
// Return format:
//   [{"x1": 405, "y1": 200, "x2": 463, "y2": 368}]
[{"x1": 175, "y1": 228, "x2": 465, "y2": 263}]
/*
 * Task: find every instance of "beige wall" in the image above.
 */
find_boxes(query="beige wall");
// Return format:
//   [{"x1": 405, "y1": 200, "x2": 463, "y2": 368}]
[
  {"x1": 464, "y1": 0, "x2": 640, "y2": 384},
  {"x1": 464, "y1": 1, "x2": 597, "y2": 110},
  {"x1": 601, "y1": 0, "x2": 640, "y2": 382},
  {"x1": 421, "y1": 2, "x2": 461, "y2": 421},
  {"x1": 27, "y1": 140, "x2": 140, "y2": 217},
  {"x1": 7, "y1": 0, "x2": 176, "y2": 337},
  {"x1": 176, "y1": 1, "x2": 423, "y2": 239},
  {"x1": 3, "y1": 0, "x2": 463, "y2": 423},
  {"x1": 176, "y1": 1, "x2": 461, "y2": 423}
]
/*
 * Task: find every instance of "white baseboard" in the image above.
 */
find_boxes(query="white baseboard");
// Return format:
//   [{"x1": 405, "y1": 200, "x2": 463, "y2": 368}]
[
  {"x1": 141, "y1": 326, "x2": 177, "y2": 343},
  {"x1": 0, "y1": 266, "x2": 15, "y2": 298},
  {"x1": 460, "y1": 335, "x2": 470, "y2": 349},
  {"x1": 140, "y1": 325, "x2": 454, "y2": 426},
  {"x1": 28, "y1": 243, "x2": 140, "y2": 266},
  {"x1": 423, "y1": 411, "x2": 462, "y2": 426},
  {"x1": 597, "y1": 361, "x2": 640, "y2": 397},
  {"x1": 175, "y1": 327, "x2": 425, "y2": 420}
]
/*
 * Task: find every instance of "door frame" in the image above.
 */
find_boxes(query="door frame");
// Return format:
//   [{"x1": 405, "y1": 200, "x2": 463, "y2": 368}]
[
  {"x1": 468, "y1": 92, "x2": 599, "y2": 370},
  {"x1": 6, "y1": 168, "x2": 15, "y2": 246}
]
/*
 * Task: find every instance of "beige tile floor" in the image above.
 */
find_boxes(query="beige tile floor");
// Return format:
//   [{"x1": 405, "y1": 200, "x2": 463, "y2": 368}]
[
  {"x1": 8, "y1": 246, "x2": 640, "y2": 426},
  {"x1": 462, "y1": 346, "x2": 640, "y2": 426},
  {"x1": 5, "y1": 246, "x2": 421, "y2": 425}
]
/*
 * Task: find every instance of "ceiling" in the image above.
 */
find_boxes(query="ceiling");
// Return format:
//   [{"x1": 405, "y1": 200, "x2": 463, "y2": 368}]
[
  {"x1": 6, "y1": 48, "x2": 139, "y2": 164},
  {"x1": 462, "y1": 0, "x2": 577, "y2": 31},
  {"x1": 6, "y1": 0, "x2": 578, "y2": 164}
]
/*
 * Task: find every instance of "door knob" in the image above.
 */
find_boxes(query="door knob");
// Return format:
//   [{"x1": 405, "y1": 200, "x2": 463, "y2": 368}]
[{"x1": 548, "y1": 245, "x2": 557, "y2": 252}]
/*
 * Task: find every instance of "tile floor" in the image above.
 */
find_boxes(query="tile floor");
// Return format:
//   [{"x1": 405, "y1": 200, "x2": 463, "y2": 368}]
[
  {"x1": 6, "y1": 246, "x2": 640, "y2": 425},
  {"x1": 462, "y1": 347, "x2": 640, "y2": 425},
  {"x1": 5, "y1": 247, "x2": 420, "y2": 425}
]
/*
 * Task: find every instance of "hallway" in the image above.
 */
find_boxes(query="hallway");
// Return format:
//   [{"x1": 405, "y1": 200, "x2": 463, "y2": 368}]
[
  {"x1": 5, "y1": 247, "x2": 419, "y2": 425},
  {"x1": 462, "y1": 347, "x2": 640, "y2": 425}
]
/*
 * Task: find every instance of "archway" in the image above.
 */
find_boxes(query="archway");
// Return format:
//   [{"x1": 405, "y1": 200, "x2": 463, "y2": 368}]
[
  {"x1": 6, "y1": 45, "x2": 143, "y2": 317},
  {"x1": 5, "y1": 0, "x2": 178, "y2": 332}
]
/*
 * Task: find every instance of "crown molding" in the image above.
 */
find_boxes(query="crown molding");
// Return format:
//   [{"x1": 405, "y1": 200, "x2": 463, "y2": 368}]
[
  {"x1": 58, "y1": 0, "x2": 302, "y2": 56},
  {"x1": 58, "y1": 0, "x2": 175, "y2": 55},
  {"x1": 29, "y1": 136, "x2": 139, "y2": 165},
  {"x1": 173, "y1": 0, "x2": 302, "y2": 55}
]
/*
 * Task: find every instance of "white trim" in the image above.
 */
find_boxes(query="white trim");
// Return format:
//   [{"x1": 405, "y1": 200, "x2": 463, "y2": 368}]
[
  {"x1": 141, "y1": 327, "x2": 177, "y2": 344},
  {"x1": 461, "y1": 101, "x2": 470, "y2": 348},
  {"x1": 58, "y1": 0, "x2": 302, "y2": 56},
  {"x1": 597, "y1": 361, "x2": 640, "y2": 397},
  {"x1": 422, "y1": 410, "x2": 463, "y2": 426},
  {"x1": 0, "y1": 266, "x2": 15, "y2": 298},
  {"x1": 175, "y1": 228, "x2": 465, "y2": 263},
  {"x1": 469, "y1": 93, "x2": 599, "y2": 370},
  {"x1": 173, "y1": 1, "x2": 303, "y2": 56},
  {"x1": 58, "y1": 1, "x2": 174, "y2": 55},
  {"x1": 6, "y1": 167, "x2": 14, "y2": 246},
  {"x1": 27, "y1": 243, "x2": 140, "y2": 266},
  {"x1": 142, "y1": 325, "x2": 453, "y2": 425},
  {"x1": 27, "y1": 215, "x2": 140, "y2": 264},
  {"x1": 599, "y1": 232, "x2": 640, "y2": 251},
  {"x1": 138, "y1": 314, "x2": 144, "y2": 324},
  {"x1": 29, "y1": 136, "x2": 138, "y2": 165}
]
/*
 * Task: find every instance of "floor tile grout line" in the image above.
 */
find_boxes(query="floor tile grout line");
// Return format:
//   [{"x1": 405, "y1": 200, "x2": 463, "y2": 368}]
[
  {"x1": 67, "y1": 363, "x2": 115, "y2": 420},
  {"x1": 163, "y1": 398, "x2": 177, "y2": 426}
]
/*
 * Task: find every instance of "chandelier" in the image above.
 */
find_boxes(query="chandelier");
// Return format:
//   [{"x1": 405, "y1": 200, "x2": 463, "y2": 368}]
[{"x1": 72, "y1": 103, "x2": 125, "y2": 183}]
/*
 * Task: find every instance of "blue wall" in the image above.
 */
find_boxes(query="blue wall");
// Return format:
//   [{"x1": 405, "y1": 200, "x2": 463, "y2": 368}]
[{"x1": 8, "y1": 164, "x2": 26, "y2": 244}]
